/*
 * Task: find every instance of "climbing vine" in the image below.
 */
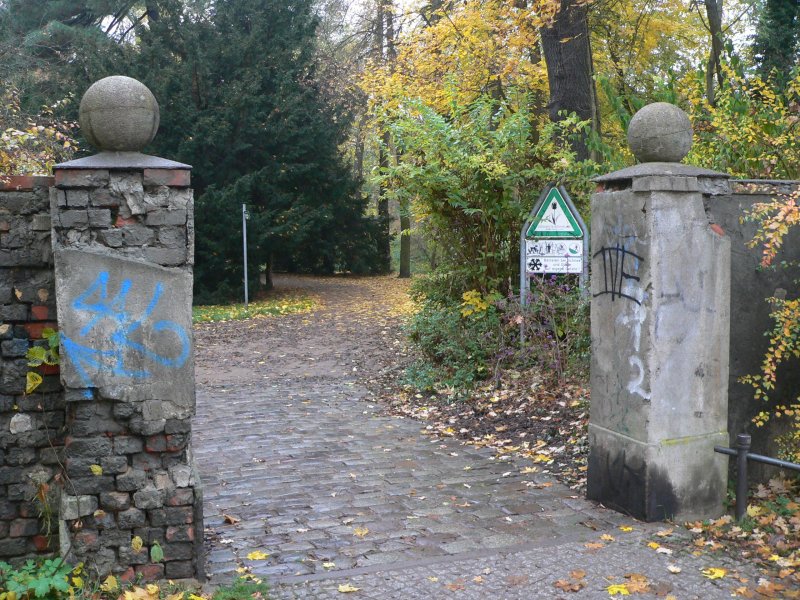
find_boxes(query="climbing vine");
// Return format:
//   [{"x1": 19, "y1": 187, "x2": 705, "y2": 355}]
[
  {"x1": 741, "y1": 189, "x2": 800, "y2": 461},
  {"x1": 25, "y1": 327, "x2": 60, "y2": 395}
]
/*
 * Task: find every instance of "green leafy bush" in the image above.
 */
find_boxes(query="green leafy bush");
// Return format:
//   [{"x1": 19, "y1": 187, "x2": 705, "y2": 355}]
[
  {"x1": 405, "y1": 294, "x2": 501, "y2": 392},
  {"x1": 381, "y1": 92, "x2": 597, "y2": 303},
  {"x1": 507, "y1": 275, "x2": 590, "y2": 383},
  {"x1": 0, "y1": 559, "x2": 71, "y2": 599},
  {"x1": 405, "y1": 278, "x2": 590, "y2": 394}
]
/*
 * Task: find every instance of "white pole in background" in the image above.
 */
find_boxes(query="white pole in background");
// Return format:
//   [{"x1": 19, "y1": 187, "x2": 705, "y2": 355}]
[{"x1": 242, "y1": 203, "x2": 249, "y2": 308}]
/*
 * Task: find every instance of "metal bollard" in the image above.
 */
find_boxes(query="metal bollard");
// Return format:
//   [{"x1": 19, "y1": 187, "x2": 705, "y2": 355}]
[{"x1": 735, "y1": 433, "x2": 751, "y2": 521}]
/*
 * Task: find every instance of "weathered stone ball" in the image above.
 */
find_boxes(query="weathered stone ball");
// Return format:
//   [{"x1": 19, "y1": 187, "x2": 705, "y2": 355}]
[
  {"x1": 627, "y1": 102, "x2": 693, "y2": 163},
  {"x1": 79, "y1": 76, "x2": 160, "y2": 152}
]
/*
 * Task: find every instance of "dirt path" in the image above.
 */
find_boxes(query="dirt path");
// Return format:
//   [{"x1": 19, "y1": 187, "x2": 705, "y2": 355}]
[
  {"x1": 194, "y1": 274, "x2": 413, "y2": 388},
  {"x1": 192, "y1": 275, "x2": 759, "y2": 598}
]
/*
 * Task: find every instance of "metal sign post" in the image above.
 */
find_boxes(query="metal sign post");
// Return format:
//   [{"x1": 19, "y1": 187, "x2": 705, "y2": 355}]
[
  {"x1": 520, "y1": 184, "x2": 589, "y2": 310},
  {"x1": 242, "y1": 203, "x2": 250, "y2": 308}
]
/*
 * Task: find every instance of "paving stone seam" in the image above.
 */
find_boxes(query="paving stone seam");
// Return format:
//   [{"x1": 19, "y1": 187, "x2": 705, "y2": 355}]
[{"x1": 269, "y1": 529, "x2": 646, "y2": 585}]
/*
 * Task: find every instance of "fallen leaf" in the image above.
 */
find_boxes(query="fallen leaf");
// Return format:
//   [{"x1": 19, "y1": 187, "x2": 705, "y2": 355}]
[
  {"x1": 755, "y1": 580, "x2": 789, "y2": 597},
  {"x1": 624, "y1": 573, "x2": 650, "y2": 593},
  {"x1": 90, "y1": 464, "x2": 103, "y2": 476},
  {"x1": 656, "y1": 528, "x2": 674, "y2": 537},
  {"x1": 607, "y1": 583, "x2": 630, "y2": 595},
  {"x1": 701, "y1": 567, "x2": 727, "y2": 580},
  {"x1": 338, "y1": 583, "x2": 360, "y2": 593},
  {"x1": 554, "y1": 579, "x2": 585, "y2": 592},
  {"x1": 570, "y1": 570, "x2": 586, "y2": 579},
  {"x1": 427, "y1": 576, "x2": 439, "y2": 582},
  {"x1": 223, "y1": 514, "x2": 241, "y2": 525},
  {"x1": 131, "y1": 536, "x2": 144, "y2": 553},
  {"x1": 246, "y1": 550, "x2": 269, "y2": 560},
  {"x1": 601, "y1": 534, "x2": 616, "y2": 542},
  {"x1": 472, "y1": 576, "x2": 484, "y2": 584},
  {"x1": 100, "y1": 575, "x2": 118, "y2": 592},
  {"x1": 619, "y1": 526, "x2": 634, "y2": 532},
  {"x1": 584, "y1": 542, "x2": 605, "y2": 551},
  {"x1": 647, "y1": 542, "x2": 661, "y2": 550},
  {"x1": 667, "y1": 565, "x2": 681, "y2": 574},
  {"x1": 353, "y1": 526, "x2": 369, "y2": 538},
  {"x1": 747, "y1": 504, "x2": 763, "y2": 518},
  {"x1": 323, "y1": 562, "x2": 336, "y2": 570}
]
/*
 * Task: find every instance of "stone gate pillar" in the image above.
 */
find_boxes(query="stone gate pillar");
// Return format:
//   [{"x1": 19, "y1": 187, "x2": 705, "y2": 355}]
[
  {"x1": 51, "y1": 77, "x2": 203, "y2": 579},
  {"x1": 587, "y1": 103, "x2": 731, "y2": 521}
]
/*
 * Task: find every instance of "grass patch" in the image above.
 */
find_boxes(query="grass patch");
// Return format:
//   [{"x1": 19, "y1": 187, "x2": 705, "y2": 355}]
[
  {"x1": 212, "y1": 579, "x2": 270, "y2": 599},
  {"x1": 193, "y1": 294, "x2": 314, "y2": 323}
]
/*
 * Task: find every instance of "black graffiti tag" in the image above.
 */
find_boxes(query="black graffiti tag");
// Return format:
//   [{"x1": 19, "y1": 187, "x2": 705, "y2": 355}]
[{"x1": 593, "y1": 244, "x2": 644, "y2": 304}]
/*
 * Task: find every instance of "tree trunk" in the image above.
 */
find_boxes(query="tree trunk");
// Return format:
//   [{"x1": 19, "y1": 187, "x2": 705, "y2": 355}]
[
  {"x1": 373, "y1": 0, "x2": 392, "y2": 273},
  {"x1": 703, "y1": 0, "x2": 725, "y2": 105},
  {"x1": 263, "y1": 255, "x2": 274, "y2": 292},
  {"x1": 540, "y1": 0, "x2": 598, "y2": 161},
  {"x1": 385, "y1": 3, "x2": 409, "y2": 277},
  {"x1": 353, "y1": 113, "x2": 367, "y2": 181},
  {"x1": 399, "y1": 213, "x2": 411, "y2": 278},
  {"x1": 378, "y1": 131, "x2": 392, "y2": 273}
]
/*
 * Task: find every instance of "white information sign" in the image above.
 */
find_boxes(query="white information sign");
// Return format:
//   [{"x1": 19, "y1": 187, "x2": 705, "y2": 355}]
[{"x1": 525, "y1": 239, "x2": 583, "y2": 274}]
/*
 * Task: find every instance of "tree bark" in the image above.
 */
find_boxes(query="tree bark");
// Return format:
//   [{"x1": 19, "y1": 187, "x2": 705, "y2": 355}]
[
  {"x1": 353, "y1": 113, "x2": 367, "y2": 181},
  {"x1": 378, "y1": 130, "x2": 392, "y2": 273},
  {"x1": 384, "y1": 3, "x2": 410, "y2": 278},
  {"x1": 373, "y1": 0, "x2": 393, "y2": 273},
  {"x1": 703, "y1": 0, "x2": 725, "y2": 105},
  {"x1": 399, "y1": 214, "x2": 411, "y2": 278},
  {"x1": 540, "y1": 0, "x2": 599, "y2": 161}
]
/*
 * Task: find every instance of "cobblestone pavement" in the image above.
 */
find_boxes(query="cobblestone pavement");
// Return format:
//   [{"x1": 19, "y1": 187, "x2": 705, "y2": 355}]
[{"x1": 193, "y1": 276, "x2": 762, "y2": 599}]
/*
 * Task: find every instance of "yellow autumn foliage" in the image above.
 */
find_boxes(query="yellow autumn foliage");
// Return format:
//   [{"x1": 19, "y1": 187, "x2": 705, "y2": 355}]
[
  {"x1": 740, "y1": 189, "x2": 800, "y2": 461},
  {"x1": 362, "y1": 0, "x2": 552, "y2": 119},
  {"x1": 0, "y1": 86, "x2": 77, "y2": 176}
]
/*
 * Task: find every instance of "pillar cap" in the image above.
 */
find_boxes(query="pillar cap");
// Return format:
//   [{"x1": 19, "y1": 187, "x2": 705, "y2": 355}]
[
  {"x1": 594, "y1": 162, "x2": 729, "y2": 184},
  {"x1": 54, "y1": 151, "x2": 191, "y2": 171}
]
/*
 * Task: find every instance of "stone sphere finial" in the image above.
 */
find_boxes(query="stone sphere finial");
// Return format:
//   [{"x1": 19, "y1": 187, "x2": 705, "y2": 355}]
[
  {"x1": 79, "y1": 76, "x2": 160, "y2": 152},
  {"x1": 627, "y1": 102, "x2": 693, "y2": 163}
]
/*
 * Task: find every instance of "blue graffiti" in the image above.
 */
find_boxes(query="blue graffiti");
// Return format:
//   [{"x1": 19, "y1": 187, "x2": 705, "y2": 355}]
[{"x1": 62, "y1": 271, "x2": 190, "y2": 398}]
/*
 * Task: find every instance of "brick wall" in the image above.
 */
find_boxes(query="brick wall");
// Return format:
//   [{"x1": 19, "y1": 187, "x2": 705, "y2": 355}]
[
  {"x1": 51, "y1": 166, "x2": 202, "y2": 580},
  {"x1": 0, "y1": 176, "x2": 65, "y2": 561}
]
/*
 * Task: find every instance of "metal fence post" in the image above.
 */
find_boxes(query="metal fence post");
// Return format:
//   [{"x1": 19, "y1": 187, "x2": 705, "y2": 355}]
[{"x1": 735, "y1": 433, "x2": 751, "y2": 521}]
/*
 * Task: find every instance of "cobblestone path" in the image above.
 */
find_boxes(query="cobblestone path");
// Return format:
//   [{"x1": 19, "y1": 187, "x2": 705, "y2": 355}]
[{"x1": 193, "y1": 276, "x2": 759, "y2": 599}]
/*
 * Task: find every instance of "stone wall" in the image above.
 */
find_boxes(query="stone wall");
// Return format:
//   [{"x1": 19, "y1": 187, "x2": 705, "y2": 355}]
[
  {"x1": 51, "y1": 166, "x2": 202, "y2": 580},
  {"x1": 706, "y1": 180, "x2": 800, "y2": 467},
  {"x1": 0, "y1": 176, "x2": 65, "y2": 561}
]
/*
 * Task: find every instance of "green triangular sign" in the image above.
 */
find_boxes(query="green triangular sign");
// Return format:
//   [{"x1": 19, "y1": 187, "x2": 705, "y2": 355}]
[{"x1": 526, "y1": 187, "x2": 582, "y2": 238}]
